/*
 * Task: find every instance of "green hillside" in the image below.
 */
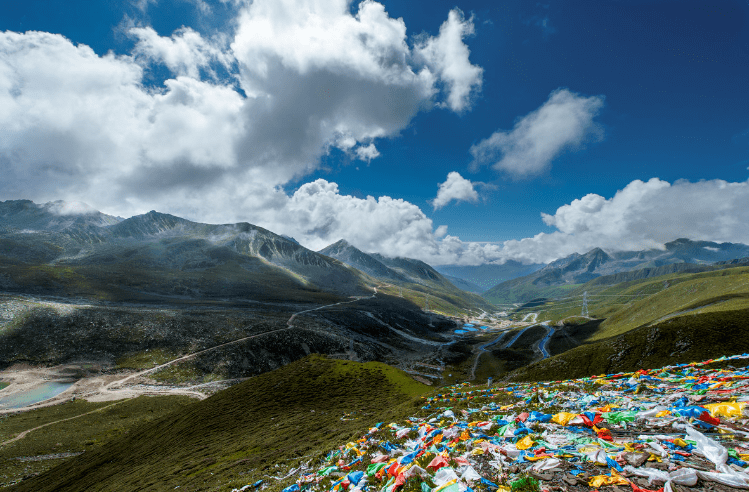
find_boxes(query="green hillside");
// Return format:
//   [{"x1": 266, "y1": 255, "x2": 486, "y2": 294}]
[
  {"x1": 12, "y1": 356, "x2": 431, "y2": 492},
  {"x1": 509, "y1": 266, "x2": 749, "y2": 340},
  {"x1": 507, "y1": 307, "x2": 749, "y2": 382}
]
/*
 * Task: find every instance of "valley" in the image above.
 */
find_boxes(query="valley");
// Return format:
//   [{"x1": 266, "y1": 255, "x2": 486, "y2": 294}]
[{"x1": 2, "y1": 201, "x2": 749, "y2": 491}]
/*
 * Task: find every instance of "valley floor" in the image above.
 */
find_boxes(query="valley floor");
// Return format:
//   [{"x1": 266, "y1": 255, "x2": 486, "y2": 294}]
[{"x1": 0, "y1": 364, "x2": 214, "y2": 415}]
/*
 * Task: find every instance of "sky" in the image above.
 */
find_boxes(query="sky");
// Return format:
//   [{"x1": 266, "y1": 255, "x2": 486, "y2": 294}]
[{"x1": 1, "y1": 0, "x2": 748, "y2": 266}]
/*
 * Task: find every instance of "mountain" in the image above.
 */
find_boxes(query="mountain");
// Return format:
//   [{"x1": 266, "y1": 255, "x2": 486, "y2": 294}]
[
  {"x1": 0, "y1": 200, "x2": 373, "y2": 301},
  {"x1": 0, "y1": 200, "x2": 469, "y2": 381},
  {"x1": 318, "y1": 240, "x2": 495, "y2": 315},
  {"x1": 318, "y1": 240, "x2": 410, "y2": 283},
  {"x1": 0, "y1": 199, "x2": 121, "y2": 233},
  {"x1": 484, "y1": 239, "x2": 749, "y2": 305},
  {"x1": 434, "y1": 261, "x2": 545, "y2": 292},
  {"x1": 442, "y1": 274, "x2": 484, "y2": 294}
]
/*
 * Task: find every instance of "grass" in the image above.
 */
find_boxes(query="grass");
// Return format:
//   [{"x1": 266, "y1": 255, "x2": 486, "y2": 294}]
[
  {"x1": 505, "y1": 266, "x2": 749, "y2": 342},
  {"x1": 148, "y1": 362, "x2": 225, "y2": 385},
  {"x1": 377, "y1": 282, "x2": 492, "y2": 318},
  {"x1": 591, "y1": 267, "x2": 749, "y2": 340},
  {"x1": 13, "y1": 355, "x2": 433, "y2": 492},
  {"x1": 0, "y1": 382, "x2": 8, "y2": 391},
  {"x1": 505, "y1": 307, "x2": 749, "y2": 382},
  {"x1": 115, "y1": 348, "x2": 177, "y2": 370},
  {"x1": 0, "y1": 396, "x2": 194, "y2": 488}
]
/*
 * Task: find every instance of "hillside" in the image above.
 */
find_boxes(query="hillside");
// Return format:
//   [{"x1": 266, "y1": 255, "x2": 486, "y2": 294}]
[
  {"x1": 0, "y1": 201, "x2": 374, "y2": 302},
  {"x1": 10, "y1": 356, "x2": 431, "y2": 492},
  {"x1": 318, "y1": 240, "x2": 494, "y2": 316},
  {"x1": 507, "y1": 307, "x2": 749, "y2": 382},
  {"x1": 483, "y1": 239, "x2": 749, "y2": 305},
  {"x1": 508, "y1": 265, "x2": 749, "y2": 342},
  {"x1": 0, "y1": 200, "x2": 470, "y2": 383}
]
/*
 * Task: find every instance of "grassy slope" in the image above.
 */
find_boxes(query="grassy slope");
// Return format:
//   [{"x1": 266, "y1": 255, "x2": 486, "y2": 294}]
[
  {"x1": 0, "y1": 396, "x2": 194, "y2": 488},
  {"x1": 0, "y1": 260, "x2": 343, "y2": 304},
  {"x1": 506, "y1": 307, "x2": 749, "y2": 382},
  {"x1": 507, "y1": 266, "x2": 749, "y2": 339},
  {"x1": 12, "y1": 356, "x2": 431, "y2": 492},
  {"x1": 482, "y1": 277, "x2": 576, "y2": 307},
  {"x1": 377, "y1": 283, "x2": 492, "y2": 317}
]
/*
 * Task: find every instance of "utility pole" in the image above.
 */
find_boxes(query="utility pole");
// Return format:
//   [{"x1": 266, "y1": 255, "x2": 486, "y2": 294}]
[{"x1": 582, "y1": 291, "x2": 589, "y2": 317}]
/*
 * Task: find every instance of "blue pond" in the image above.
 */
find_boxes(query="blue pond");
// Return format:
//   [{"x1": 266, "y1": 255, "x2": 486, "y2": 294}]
[{"x1": 0, "y1": 381, "x2": 74, "y2": 409}]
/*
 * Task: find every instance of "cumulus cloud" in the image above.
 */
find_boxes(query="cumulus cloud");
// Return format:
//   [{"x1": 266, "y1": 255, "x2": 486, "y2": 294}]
[
  {"x1": 0, "y1": 0, "x2": 482, "y2": 219},
  {"x1": 493, "y1": 178, "x2": 749, "y2": 264},
  {"x1": 130, "y1": 26, "x2": 232, "y2": 78},
  {"x1": 415, "y1": 9, "x2": 483, "y2": 112},
  {"x1": 431, "y1": 172, "x2": 479, "y2": 210},
  {"x1": 470, "y1": 88, "x2": 604, "y2": 177},
  {"x1": 355, "y1": 143, "x2": 380, "y2": 162},
  {"x1": 249, "y1": 177, "x2": 749, "y2": 267}
]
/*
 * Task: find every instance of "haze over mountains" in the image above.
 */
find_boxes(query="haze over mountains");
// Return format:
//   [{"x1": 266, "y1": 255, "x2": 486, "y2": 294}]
[{"x1": 0, "y1": 199, "x2": 495, "y2": 317}]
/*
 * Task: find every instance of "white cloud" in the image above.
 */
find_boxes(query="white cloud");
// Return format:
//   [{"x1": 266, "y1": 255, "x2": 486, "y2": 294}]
[
  {"x1": 256, "y1": 177, "x2": 749, "y2": 267},
  {"x1": 431, "y1": 172, "x2": 479, "y2": 210},
  {"x1": 415, "y1": 9, "x2": 483, "y2": 112},
  {"x1": 470, "y1": 88, "x2": 604, "y2": 177},
  {"x1": 495, "y1": 177, "x2": 749, "y2": 264},
  {"x1": 130, "y1": 26, "x2": 232, "y2": 79},
  {"x1": 0, "y1": 0, "x2": 482, "y2": 220},
  {"x1": 355, "y1": 143, "x2": 380, "y2": 162}
]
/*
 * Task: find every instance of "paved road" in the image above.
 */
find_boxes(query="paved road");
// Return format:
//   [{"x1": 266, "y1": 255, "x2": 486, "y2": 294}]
[
  {"x1": 503, "y1": 326, "x2": 531, "y2": 348},
  {"x1": 537, "y1": 323, "x2": 554, "y2": 359}
]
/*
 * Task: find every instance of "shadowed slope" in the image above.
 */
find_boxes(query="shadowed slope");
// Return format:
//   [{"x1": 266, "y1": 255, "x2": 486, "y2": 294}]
[{"x1": 12, "y1": 356, "x2": 429, "y2": 492}]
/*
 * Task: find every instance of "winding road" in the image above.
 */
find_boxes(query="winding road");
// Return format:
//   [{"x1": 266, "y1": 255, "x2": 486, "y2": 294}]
[
  {"x1": 536, "y1": 323, "x2": 554, "y2": 359},
  {"x1": 105, "y1": 285, "x2": 389, "y2": 394},
  {"x1": 469, "y1": 320, "x2": 555, "y2": 380},
  {"x1": 0, "y1": 400, "x2": 124, "y2": 447}
]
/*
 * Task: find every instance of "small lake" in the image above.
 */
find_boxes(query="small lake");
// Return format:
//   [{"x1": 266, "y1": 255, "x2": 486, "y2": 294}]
[{"x1": 0, "y1": 381, "x2": 74, "y2": 409}]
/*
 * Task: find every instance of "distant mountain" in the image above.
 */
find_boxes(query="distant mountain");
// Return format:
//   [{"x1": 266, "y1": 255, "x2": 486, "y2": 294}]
[
  {"x1": 0, "y1": 199, "x2": 121, "y2": 233},
  {"x1": 442, "y1": 275, "x2": 484, "y2": 294},
  {"x1": 318, "y1": 239, "x2": 494, "y2": 314},
  {"x1": 434, "y1": 261, "x2": 545, "y2": 293},
  {"x1": 318, "y1": 240, "x2": 410, "y2": 283},
  {"x1": 0, "y1": 200, "x2": 373, "y2": 301},
  {"x1": 484, "y1": 239, "x2": 749, "y2": 305}
]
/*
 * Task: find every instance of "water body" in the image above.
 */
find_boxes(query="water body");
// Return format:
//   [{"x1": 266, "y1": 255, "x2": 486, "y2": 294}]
[{"x1": 0, "y1": 381, "x2": 74, "y2": 409}]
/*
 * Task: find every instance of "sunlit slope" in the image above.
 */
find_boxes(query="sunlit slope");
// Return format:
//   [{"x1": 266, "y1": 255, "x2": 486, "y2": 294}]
[
  {"x1": 13, "y1": 356, "x2": 431, "y2": 492},
  {"x1": 517, "y1": 266, "x2": 749, "y2": 341},
  {"x1": 507, "y1": 307, "x2": 749, "y2": 382},
  {"x1": 483, "y1": 239, "x2": 749, "y2": 306},
  {"x1": 319, "y1": 240, "x2": 495, "y2": 316}
]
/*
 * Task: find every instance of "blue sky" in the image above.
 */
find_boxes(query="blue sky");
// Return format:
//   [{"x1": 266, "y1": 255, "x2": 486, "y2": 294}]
[{"x1": 1, "y1": 0, "x2": 748, "y2": 265}]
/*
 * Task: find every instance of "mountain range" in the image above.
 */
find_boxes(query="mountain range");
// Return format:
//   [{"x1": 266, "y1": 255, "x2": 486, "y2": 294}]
[
  {"x1": 318, "y1": 239, "x2": 494, "y2": 313},
  {"x1": 484, "y1": 238, "x2": 749, "y2": 305},
  {"x1": 0, "y1": 200, "x2": 489, "y2": 315}
]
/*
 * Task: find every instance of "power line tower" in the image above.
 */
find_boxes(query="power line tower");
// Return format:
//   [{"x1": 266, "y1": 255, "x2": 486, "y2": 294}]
[
  {"x1": 399, "y1": 286, "x2": 403, "y2": 297},
  {"x1": 581, "y1": 291, "x2": 589, "y2": 317},
  {"x1": 424, "y1": 294, "x2": 430, "y2": 311}
]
